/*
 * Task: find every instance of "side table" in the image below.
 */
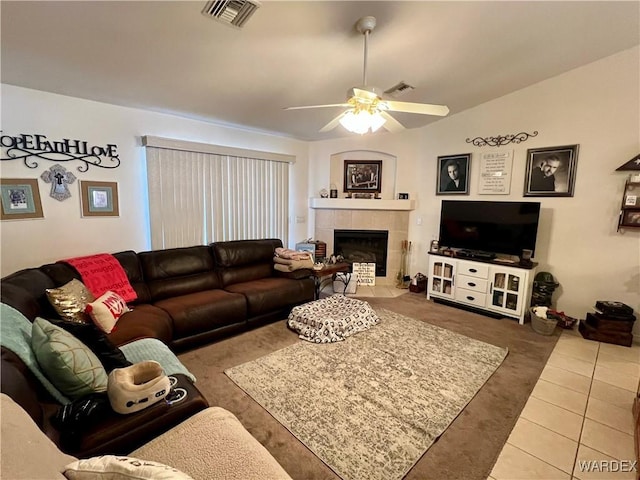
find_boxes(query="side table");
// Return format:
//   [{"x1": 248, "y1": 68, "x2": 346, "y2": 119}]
[{"x1": 310, "y1": 262, "x2": 351, "y2": 299}]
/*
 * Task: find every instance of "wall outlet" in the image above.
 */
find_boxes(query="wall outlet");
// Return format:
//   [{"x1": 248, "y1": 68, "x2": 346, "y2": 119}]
[
  {"x1": 295, "y1": 216, "x2": 306, "y2": 224},
  {"x1": 416, "y1": 217, "x2": 423, "y2": 226}
]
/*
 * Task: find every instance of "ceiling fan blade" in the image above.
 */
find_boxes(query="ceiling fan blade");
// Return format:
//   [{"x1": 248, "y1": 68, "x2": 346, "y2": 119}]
[
  {"x1": 379, "y1": 111, "x2": 405, "y2": 133},
  {"x1": 284, "y1": 103, "x2": 350, "y2": 111},
  {"x1": 319, "y1": 112, "x2": 348, "y2": 133},
  {"x1": 384, "y1": 100, "x2": 450, "y2": 117}
]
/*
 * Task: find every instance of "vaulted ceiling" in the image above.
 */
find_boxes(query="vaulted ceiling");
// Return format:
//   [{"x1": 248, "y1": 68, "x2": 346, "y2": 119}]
[{"x1": 2, "y1": 1, "x2": 639, "y2": 141}]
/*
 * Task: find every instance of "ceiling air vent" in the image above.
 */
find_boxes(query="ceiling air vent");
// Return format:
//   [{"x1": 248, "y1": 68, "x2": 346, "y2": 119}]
[
  {"x1": 201, "y1": 0, "x2": 261, "y2": 28},
  {"x1": 384, "y1": 81, "x2": 415, "y2": 98}
]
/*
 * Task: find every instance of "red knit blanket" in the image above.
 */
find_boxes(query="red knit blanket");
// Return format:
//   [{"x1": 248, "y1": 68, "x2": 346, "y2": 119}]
[{"x1": 62, "y1": 253, "x2": 137, "y2": 303}]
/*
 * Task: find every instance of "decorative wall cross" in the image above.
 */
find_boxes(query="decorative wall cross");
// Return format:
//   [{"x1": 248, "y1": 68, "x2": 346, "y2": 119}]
[{"x1": 40, "y1": 164, "x2": 76, "y2": 201}]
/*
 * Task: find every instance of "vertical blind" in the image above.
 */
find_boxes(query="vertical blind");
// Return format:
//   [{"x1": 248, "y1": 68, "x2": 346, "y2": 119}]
[{"x1": 146, "y1": 146, "x2": 289, "y2": 250}]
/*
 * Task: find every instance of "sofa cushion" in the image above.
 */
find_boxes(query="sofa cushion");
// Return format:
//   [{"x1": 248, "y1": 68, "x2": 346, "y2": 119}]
[
  {"x1": 131, "y1": 406, "x2": 293, "y2": 480},
  {"x1": 0, "y1": 393, "x2": 76, "y2": 480},
  {"x1": 32, "y1": 318, "x2": 108, "y2": 399},
  {"x1": 46, "y1": 279, "x2": 95, "y2": 324},
  {"x1": 139, "y1": 246, "x2": 221, "y2": 301},
  {"x1": 212, "y1": 239, "x2": 282, "y2": 286},
  {"x1": 225, "y1": 277, "x2": 314, "y2": 317},
  {"x1": 64, "y1": 455, "x2": 193, "y2": 480},
  {"x1": 154, "y1": 289, "x2": 247, "y2": 340},
  {"x1": 106, "y1": 304, "x2": 174, "y2": 347},
  {"x1": 113, "y1": 250, "x2": 152, "y2": 304},
  {"x1": 0, "y1": 267, "x2": 59, "y2": 320}
]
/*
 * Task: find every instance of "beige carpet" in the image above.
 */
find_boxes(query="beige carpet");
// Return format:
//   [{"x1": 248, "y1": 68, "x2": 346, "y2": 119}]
[
  {"x1": 178, "y1": 293, "x2": 560, "y2": 480},
  {"x1": 225, "y1": 308, "x2": 507, "y2": 480}
]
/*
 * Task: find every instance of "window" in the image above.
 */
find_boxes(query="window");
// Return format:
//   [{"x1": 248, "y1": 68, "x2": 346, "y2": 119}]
[{"x1": 144, "y1": 137, "x2": 291, "y2": 249}]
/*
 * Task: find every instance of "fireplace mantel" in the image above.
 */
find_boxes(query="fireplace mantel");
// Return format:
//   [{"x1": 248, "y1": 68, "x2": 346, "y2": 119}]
[{"x1": 309, "y1": 198, "x2": 415, "y2": 211}]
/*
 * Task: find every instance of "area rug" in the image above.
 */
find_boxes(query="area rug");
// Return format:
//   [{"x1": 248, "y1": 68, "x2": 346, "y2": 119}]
[{"x1": 224, "y1": 308, "x2": 508, "y2": 480}]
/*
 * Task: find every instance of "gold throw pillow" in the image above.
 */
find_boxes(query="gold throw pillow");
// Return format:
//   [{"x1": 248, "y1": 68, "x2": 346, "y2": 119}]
[{"x1": 46, "y1": 278, "x2": 95, "y2": 323}]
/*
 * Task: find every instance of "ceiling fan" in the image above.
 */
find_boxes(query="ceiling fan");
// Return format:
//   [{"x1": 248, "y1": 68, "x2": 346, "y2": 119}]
[{"x1": 285, "y1": 16, "x2": 449, "y2": 135}]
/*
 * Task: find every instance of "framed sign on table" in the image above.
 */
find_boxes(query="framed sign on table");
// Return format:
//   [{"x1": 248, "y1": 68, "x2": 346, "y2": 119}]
[{"x1": 352, "y1": 262, "x2": 376, "y2": 286}]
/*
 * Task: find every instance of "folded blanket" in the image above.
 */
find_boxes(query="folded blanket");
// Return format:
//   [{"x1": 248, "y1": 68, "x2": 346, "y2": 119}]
[
  {"x1": 274, "y1": 259, "x2": 313, "y2": 272},
  {"x1": 273, "y1": 256, "x2": 291, "y2": 265},
  {"x1": 0, "y1": 303, "x2": 70, "y2": 404},
  {"x1": 274, "y1": 247, "x2": 312, "y2": 261},
  {"x1": 120, "y1": 338, "x2": 196, "y2": 383},
  {"x1": 273, "y1": 256, "x2": 313, "y2": 269},
  {"x1": 62, "y1": 253, "x2": 137, "y2": 302}
]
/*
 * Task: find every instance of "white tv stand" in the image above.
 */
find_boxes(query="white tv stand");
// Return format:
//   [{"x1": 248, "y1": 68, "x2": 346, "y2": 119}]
[{"x1": 427, "y1": 252, "x2": 537, "y2": 325}]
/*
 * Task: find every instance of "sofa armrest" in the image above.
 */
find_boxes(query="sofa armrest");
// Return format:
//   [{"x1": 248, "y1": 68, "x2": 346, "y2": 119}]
[
  {"x1": 62, "y1": 374, "x2": 209, "y2": 458},
  {"x1": 131, "y1": 406, "x2": 293, "y2": 480},
  {"x1": 274, "y1": 268, "x2": 313, "y2": 280}
]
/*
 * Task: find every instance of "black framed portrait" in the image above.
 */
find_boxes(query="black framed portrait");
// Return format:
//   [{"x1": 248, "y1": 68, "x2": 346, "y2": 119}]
[
  {"x1": 524, "y1": 145, "x2": 579, "y2": 197},
  {"x1": 436, "y1": 154, "x2": 470, "y2": 195},
  {"x1": 344, "y1": 160, "x2": 382, "y2": 193}
]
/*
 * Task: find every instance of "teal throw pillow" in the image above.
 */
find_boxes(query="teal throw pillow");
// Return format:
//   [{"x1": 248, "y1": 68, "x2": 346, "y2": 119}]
[{"x1": 31, "y1": 318, "x2": 108, "y2": 399}]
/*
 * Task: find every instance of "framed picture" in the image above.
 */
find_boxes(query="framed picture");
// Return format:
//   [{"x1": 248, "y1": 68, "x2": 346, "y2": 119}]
[
  {"x1": 344, "y1": 160, "x2": 382, "y2": 193},
  {"x1": 80, "y1": 180, "x2": 119, "y2": 217},
  {"x1": 0, "y1": 178, "x2": 44, "y2": 220},
  {"x1": 524, "y1": 145, "x2": 579, "y2": 197},
  {"x1": 436, "y1": 154, "x2": 470, "y2": 195},
  {"x1": 620, "y1": 209, "x2": 640, "y2": 227}
]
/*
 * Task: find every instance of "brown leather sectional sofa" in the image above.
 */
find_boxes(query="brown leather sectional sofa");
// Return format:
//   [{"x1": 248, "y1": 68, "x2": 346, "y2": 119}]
[{"x1": 0, "y1": 238, "x2": 314, "y2": 458}]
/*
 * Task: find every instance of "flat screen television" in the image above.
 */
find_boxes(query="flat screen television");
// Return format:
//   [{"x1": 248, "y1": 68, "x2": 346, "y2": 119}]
[{"x1": 439, "y1": 200, "x2": 541, "y2": 257}]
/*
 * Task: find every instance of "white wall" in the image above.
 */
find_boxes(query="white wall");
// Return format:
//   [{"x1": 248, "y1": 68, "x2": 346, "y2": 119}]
[
  {"x1": 0, "y1": 85, "x2": 310, "y2": 276},
  {"x1": 309, "y1": 47, "x2": 640, "y2": 326}
]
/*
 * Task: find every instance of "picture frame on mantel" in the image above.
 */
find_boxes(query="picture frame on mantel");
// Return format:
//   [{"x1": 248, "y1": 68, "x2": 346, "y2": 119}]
[
  {"x1": 0, "y1": 178, "x2": 44, "y2": 220},
  {"x1": 80, "y1": 180, "x2": 119, "y2": 217},
  {"x1": 344, "y1": 160, "x2": 382, "y2": 193}
]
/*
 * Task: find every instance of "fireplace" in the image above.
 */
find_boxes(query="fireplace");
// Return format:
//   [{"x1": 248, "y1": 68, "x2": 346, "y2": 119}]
[{"x1": 334, "y1": 230, "x2": 389, "y2": 277}]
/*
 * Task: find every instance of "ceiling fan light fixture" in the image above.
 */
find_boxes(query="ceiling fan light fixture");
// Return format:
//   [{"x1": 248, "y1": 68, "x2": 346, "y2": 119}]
[{"x1": 339, "y1": 109, "x2": 386, "y2": 134}]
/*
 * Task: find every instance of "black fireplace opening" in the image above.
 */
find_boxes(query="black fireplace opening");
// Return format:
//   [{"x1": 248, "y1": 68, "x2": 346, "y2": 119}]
[{"x1": 334, "y1": 229, "x2": 389, "y2": 277}]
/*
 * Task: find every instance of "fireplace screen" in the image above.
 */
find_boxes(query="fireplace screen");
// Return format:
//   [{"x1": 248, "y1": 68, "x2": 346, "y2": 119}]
[{"x1": 333, "y1": 229, "x2": 389, "y2": 277}]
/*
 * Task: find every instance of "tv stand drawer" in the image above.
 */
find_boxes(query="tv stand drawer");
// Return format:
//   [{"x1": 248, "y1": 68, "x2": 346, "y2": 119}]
[
  {"x1": 457, "y1": 275, "x2": 488, "y2": 293},
  {"x1": 455, "y1": 288, "x2": 487, "y2": 307},
  {"x1": 457, "y1": 260, "x2": 489, "y2": 279}
]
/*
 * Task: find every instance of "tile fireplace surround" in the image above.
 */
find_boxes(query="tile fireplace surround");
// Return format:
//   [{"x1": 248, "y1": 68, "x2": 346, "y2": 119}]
[{"x1": 312, "y1": 200, "x2": 412, "y2": 286}]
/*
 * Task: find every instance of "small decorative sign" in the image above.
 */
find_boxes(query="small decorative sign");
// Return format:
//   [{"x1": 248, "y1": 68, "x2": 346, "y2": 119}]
[
  {"x1": 352, "y1": 262, "x2": 376, "y2": 286},
  {"x1": 478, "y1": 151, "x2": 513, "y2": 195},
  {"x1": 1, "y1": 132, "x2": 120, "y2": 172}
]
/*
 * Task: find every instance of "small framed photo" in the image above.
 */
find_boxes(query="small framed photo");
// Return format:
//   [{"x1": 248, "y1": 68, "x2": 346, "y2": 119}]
[
  {"x1": 0, "y1": 178, "x2": 44, "y2": 220},
  {"x1": 524, "y1": 145, "x2": 579, "y2": 197},
  {"x1": 398, "y1": 193, "x2": 409, "y2": 199},
  {"x1": 344, "y1": 160, "x2": 382, "y2": 193},
  {"x1": 80, "y1": 180, "x2": 119, "y2": 217},
  {"x1": 437, "y1": 154, "x2": 470, "y2": 195},
  {"x1": 624, "y1": 181, "x2": 638, "y2": 206},
  {"x1": 620, "y1": 209, "x2": 640, "y2": 227}
]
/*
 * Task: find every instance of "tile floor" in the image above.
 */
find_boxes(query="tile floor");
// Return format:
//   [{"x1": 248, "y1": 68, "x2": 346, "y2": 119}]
[
  {"x1": 328, "y1": 285, "x2": 639, "y2": 479},
  {"x1": 489, "y1": 326, "x2": 639, "y2": 480}
]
